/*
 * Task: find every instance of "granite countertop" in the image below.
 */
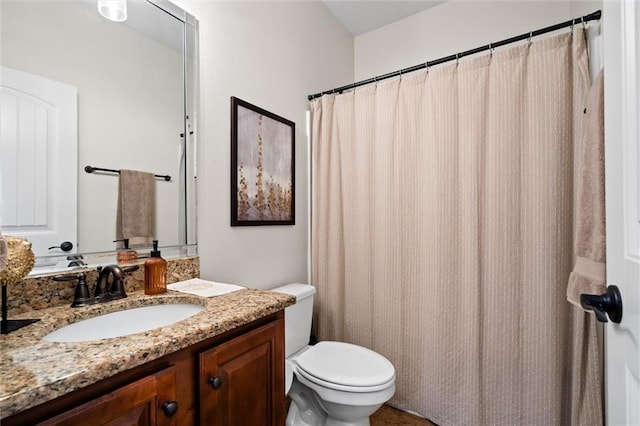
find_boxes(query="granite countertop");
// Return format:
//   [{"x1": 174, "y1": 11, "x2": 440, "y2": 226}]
[{"x1": 0, "y1": 288, "x2": 295, "y2": 418}]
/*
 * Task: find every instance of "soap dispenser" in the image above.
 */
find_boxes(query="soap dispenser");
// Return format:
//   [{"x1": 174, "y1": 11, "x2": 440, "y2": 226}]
[
  {"x1": 115, "y1": 238, "x2": 138, "y2": 265},
  {"x1": 144, "y1": 240, "x2": 167, "y2": 295}
]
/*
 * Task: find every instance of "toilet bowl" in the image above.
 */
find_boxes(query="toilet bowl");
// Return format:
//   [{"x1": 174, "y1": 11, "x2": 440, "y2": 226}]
[{"x1": 273, "y1": 284, "x2": 396, "y2": 426}]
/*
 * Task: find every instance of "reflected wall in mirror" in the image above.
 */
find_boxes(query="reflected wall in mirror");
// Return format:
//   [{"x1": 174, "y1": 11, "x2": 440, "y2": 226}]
[{"x1": 0, "y1": 0, "x2": 198, "y2": 275}]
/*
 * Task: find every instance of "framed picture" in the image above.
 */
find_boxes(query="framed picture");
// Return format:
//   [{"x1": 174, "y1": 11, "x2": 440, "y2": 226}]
[{"x1": 231, "y1": 97, "x2": 295, "y2": 226}]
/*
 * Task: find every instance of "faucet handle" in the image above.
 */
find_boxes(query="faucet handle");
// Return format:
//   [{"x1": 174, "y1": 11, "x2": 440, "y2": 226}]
[
  {"x1": 54, "y1": 273, "x2": 95, "y2": 308},
  {"x1": 122, "y1": 265, "x2": 139, "y2": 274}
]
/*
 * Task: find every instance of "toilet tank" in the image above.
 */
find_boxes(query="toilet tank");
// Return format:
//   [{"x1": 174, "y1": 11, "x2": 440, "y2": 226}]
[{"x1": 271, "y1": 283, "x2": 316, "y2": 358}]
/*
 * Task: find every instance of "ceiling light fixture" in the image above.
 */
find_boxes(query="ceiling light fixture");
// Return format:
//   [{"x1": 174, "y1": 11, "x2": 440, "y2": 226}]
[{"x1": 98, "y1": 0, "x2": 127, "y2": 22}]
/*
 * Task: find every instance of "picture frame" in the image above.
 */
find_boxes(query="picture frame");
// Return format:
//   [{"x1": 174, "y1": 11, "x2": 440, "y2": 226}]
[{"x1": 230, "y1": 97, "x2": 295, "y2": 226}]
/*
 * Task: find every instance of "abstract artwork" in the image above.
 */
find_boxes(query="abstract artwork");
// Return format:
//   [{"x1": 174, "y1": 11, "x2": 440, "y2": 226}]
[{"x1": 231, "y1": 97, "x2": 295, "y2": 226}]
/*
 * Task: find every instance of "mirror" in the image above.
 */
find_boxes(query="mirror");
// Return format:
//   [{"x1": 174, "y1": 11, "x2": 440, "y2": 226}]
[{"x1": 0, "y1": 0, "x2": 198, "y2": 275}]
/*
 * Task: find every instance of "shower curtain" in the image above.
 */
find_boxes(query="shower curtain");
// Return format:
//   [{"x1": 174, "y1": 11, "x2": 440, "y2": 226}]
[{"x1": 310, "y1": 30, "x2": 602, "y2": 425}]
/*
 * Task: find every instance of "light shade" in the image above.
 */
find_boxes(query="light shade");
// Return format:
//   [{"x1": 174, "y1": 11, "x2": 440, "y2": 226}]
[{"x1": 98, "y1": 0, "x2": 127, "y2": 22}]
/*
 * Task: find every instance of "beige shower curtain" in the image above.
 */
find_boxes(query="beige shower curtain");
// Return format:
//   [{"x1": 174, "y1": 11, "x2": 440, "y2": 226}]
[{"x1": 311, "y1": 30, "x2": 602, "y2": 425}]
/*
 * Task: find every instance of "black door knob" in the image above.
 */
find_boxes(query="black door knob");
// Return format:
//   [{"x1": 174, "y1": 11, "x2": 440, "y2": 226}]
[
  {"x1": 48, "y1": 241, "x2": 73, "y2": 252},
  {"x1": 580, "y1": 285, "x2": 623, "y2": 323},
  {"x1": 161, "y1": 400, "x2": 178, "y2": 417},
  {"x1": 208, "y1": 376, "x2": 222, "y2": 389}
]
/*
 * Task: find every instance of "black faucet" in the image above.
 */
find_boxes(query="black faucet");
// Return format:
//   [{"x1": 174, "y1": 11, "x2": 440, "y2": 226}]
[
  {"x1": 95, "y1": 265, "x2": 128, "y2": 303},
  {"x1": 66, "y1": 254, "x2": 86, "y2": 268},
  {"x1": 54, "y1": 265, "x2": 137, "y2": 307}
]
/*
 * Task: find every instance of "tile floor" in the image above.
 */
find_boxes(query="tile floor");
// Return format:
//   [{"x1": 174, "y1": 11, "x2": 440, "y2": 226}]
[
  {"x1": 285, "y1": 399, "x2": 436, "y2": 425},
  {"x1": 370, "y1": 405, "x2": 437, "y2": 426}
]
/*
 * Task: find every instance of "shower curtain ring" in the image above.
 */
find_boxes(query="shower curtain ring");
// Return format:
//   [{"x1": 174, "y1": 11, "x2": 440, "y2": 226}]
[
  {"x1": 489, "y1": 43, "x2": 494, "y2": 56},
  {"x1": 455, "y1": 53, "x2": 459, "y2": 65},
  {"x1": 527, "y1": 31, "x2": 533, "y2": 44},
  {"x1": 581, "y1": 16, "x2": 586, "y2": 30}
]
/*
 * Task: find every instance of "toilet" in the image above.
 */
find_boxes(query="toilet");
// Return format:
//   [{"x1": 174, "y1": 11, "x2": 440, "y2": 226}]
[{"x1": 273, "y1": 283, "x2": 396, "y2": 426}]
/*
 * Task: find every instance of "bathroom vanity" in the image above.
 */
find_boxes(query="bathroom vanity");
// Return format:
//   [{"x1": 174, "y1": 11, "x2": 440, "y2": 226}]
[{"x1": 0, "y1": 288, "x2": 295, "y2": 425}]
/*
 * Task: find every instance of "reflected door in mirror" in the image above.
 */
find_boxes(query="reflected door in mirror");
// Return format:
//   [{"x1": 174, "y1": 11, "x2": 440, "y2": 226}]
[{"x1": 0, "y1": 66, "x2": 77, "y2": 257}]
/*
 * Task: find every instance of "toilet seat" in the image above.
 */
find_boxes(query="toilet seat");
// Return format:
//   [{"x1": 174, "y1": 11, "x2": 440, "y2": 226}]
[
  {"x1": 296, "y1": 365, "x2": 395, "y2": 393},
  {"x1": 295, "y1": 341, "x2": 395, "y2": 392}
]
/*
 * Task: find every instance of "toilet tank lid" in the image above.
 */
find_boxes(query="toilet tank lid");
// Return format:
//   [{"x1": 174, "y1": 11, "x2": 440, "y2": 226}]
[{"x1": 271, "y1": 283, "x2": 316, "y2": 300}]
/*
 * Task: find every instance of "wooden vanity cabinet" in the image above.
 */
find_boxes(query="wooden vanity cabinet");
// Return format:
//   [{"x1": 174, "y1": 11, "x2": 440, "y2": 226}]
[
  {"x1": 38, "y1": 366, "x2": 178, "y2": 426},
  {"x1": 3, "y1": 311, "x2": 285, "y2": 426},
  {"x1": 200, "y1": 319, "x2": 285, "y2": 425}
]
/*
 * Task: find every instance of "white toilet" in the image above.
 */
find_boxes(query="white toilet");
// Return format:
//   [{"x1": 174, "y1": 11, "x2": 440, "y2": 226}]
[{"x1": 273, "y1": 283, "x2": 396, "y2": 426}]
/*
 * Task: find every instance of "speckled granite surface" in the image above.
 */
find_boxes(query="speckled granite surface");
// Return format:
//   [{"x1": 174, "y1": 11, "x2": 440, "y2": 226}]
[
  {"x1": 0, "y1": 288, "x2": 295, "y2": 418},
  {"x1": 7, "y1": 256, "x2": 200, "y2": 315}
]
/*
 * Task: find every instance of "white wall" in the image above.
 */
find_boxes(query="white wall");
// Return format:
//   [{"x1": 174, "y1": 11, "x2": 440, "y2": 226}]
[
  {"x1": 174, "y1": 1, "x2": 353, "y2": 289},
  {"x1": 354, "y1": 0, "x2": 601, "y2": 81}
]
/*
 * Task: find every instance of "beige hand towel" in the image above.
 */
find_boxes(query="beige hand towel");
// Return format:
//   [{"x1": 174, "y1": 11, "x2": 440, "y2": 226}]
[
  {"x1": 567, "y1": 70, "x2": 605, "y2": 307},
  {"x1": 116, "y1": 169, "x2": 156, "y2": 248}
]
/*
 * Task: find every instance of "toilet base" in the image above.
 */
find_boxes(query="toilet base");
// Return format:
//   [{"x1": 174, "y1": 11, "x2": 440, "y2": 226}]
[
  {"x1": 286, "y1": 379, "x2": 377, "y2": 426},
  {"x1": 286, "y1": 380, "x2": 327, "y2": 426},
  {"x1": 287, "y1": 401, "x2": 370, "y2": 426}
]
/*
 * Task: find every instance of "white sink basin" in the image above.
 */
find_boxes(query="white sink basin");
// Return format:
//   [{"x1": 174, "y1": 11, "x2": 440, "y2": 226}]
[{"x1": 43, "y1": 304, "x2": 204, "y2": 343}]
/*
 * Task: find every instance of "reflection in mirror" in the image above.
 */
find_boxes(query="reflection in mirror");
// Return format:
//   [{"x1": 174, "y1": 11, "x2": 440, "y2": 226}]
[{"x1": 0, "y1": 0, "x2": 198, "y2": 276}]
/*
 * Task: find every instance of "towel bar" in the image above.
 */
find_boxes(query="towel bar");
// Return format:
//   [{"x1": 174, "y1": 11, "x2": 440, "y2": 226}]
[{"x1": 84, "y1": 165, "x2": 171, "y2": 181}]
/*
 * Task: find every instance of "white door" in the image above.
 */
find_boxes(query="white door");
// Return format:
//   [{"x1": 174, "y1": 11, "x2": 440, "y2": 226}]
[
  {"x1": 604, "y1": 1, "x2": 640, "y2": 425},
  {"x1": 0, "y1": 66, "x2": 77, "y2": 258}
]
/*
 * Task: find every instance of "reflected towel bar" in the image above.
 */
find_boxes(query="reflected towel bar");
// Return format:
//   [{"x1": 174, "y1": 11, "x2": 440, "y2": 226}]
[{"x1": 84, "y1": 166, "x2": 171, "y2": 181}]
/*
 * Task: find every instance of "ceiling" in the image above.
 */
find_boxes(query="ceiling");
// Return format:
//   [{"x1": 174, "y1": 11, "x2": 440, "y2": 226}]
[{"x1": 323, "y1": 1, "x2": 445, "y2": 36}]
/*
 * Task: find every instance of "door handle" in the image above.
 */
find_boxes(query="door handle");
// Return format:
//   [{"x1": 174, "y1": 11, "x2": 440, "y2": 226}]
[
  {"x1": 48, "y1": 241, "x2": 73, "y2": 252},
  {"x1": 580, "y1": 285, "x2": 623, "y2": 323}
]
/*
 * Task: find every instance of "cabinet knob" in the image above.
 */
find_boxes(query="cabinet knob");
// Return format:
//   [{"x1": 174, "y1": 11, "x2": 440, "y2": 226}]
[
  {"x1": 162, "y1": 400, "x2": 179, "y2": 417},
  {"x1": 208, "y1": 376, "x2": 223, "y2": 389}
]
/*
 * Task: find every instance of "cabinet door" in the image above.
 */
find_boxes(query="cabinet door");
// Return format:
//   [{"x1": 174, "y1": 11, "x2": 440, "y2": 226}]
[
  {"x1": 38, "y1": 366, "x2": 178, "y2": 426},
  {"x1": 154, "y1": 367, "x2": 179, "y2": 426},
  {"x1": 200, "y1": 319, "x2": 285, "y2": 426}
]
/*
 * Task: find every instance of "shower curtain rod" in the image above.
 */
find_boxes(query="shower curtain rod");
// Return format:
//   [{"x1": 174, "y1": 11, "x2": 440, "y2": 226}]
[{"x1": 308, "y1": 9, "x2": 601, "y2": 101}]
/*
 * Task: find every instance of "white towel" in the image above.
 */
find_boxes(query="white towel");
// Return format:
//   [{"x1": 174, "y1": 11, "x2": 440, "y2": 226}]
[{"x1": 167, "y1": 278, "x2": 246, "y2": 297}]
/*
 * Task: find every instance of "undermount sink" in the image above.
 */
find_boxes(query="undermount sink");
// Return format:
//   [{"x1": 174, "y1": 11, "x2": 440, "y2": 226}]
[{"x1": 43, "y1": 304, "x2": 205, "y2": 343}]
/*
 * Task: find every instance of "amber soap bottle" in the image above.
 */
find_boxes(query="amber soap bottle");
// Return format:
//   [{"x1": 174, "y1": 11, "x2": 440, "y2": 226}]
[
  {"x1": 144, "y1": 240, "x2": 167, "y2": 295},
  {"x1": 116, "y1": 238, "x2": 138, "y2": 265}
]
